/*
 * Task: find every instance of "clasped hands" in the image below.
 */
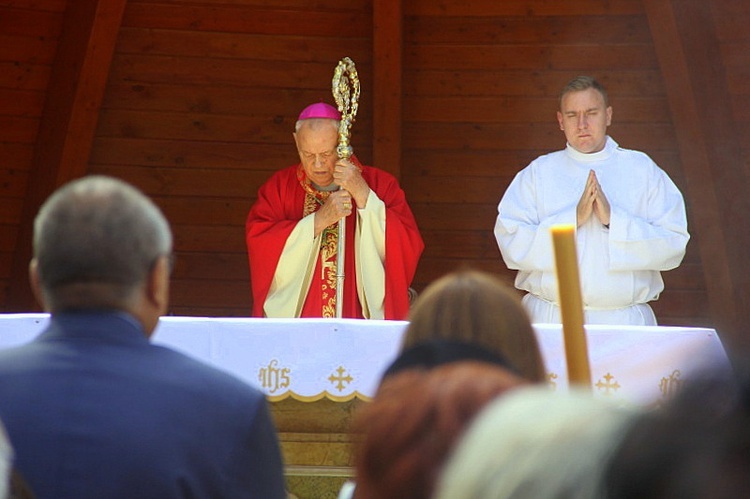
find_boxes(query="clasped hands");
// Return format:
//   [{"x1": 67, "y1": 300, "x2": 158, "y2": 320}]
[
  {"x1": 314, "y1": 159, "x2": 371, "y2": 236},
  {"x1": 577, "y1": 170, "x2": 611, "y2": 227}
]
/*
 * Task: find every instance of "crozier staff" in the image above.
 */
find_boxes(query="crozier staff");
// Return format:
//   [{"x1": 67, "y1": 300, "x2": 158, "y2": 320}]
[
  {"x1": 332, "y1": 56, "x2": 359, "y2": 318},
  {"x1": 245, "y1": 102, "x2": 424, "y2": 319}
]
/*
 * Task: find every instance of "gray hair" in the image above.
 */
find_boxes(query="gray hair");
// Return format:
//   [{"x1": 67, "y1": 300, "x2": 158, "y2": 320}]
[
  {"x1": 434, "y1": 386, "x2": 635, "y2": 499},
  {"x1": 560, "y1": 75, "x2": 610, "y2": 108},
  {"x1": 33, "y1": 175, "x2": 172, "y2": 311},
  {"x1": 294, "y1": 117, "x2": 340, "y2": 133}
]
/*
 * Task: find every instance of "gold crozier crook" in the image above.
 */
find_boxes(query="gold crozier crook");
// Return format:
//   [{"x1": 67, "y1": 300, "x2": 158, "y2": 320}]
[{"x1": 332, "y1": 57, "x2": 360, "y2": 318}]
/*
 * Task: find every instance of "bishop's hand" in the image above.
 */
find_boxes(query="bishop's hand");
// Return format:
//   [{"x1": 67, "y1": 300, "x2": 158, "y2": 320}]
[
  {"x1": 314, "y1": 190, "x2": 353, "y2": 237},
  {"x1": 333, "y1": 158, "x2": 370, "y2": 209}
]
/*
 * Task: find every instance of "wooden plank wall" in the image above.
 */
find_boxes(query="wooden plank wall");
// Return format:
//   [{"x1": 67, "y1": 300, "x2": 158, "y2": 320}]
[
  {"x1": 710, "y1": 0, "x2": 750, "y2": 345},
  {"x1": 88, "y1": 0, "x2": 374, "y2": 316},
  {"x1": 4, "y1": 0, "x2": 748, "y2": 332},
  {"x1": 714, "y1": 0, "x2": 750, "y2": 158},
  {"x1": 643, "y1": 0, "x2": 750, "y2": 347},
  {"x1": 0, "y1": 0, "x2": 66, "y2": 308}
]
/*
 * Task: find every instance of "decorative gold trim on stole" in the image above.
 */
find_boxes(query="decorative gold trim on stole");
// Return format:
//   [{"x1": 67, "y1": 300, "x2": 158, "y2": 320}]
[{"x1": 298, "y1": 166, "x2": 339, "y2": 317}]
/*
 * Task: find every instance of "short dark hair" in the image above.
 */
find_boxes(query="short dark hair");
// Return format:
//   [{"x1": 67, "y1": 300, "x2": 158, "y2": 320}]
[{"x1": 560, "y1": 75, "x2": 609, "y2": 108}]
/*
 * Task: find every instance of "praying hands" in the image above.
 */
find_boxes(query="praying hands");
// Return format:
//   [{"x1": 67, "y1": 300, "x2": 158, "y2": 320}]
[{"x1": 577, "y1": 169, "x2": 611, "y2": 227}]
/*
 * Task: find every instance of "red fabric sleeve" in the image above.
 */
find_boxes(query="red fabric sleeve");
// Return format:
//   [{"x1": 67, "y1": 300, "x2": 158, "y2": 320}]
[
  {"x1": 245, "y1": 166, "x2": 303, "y2": 317},
  {"x1": 360, "y1": 165, "x2": 424, "y2": 319}
]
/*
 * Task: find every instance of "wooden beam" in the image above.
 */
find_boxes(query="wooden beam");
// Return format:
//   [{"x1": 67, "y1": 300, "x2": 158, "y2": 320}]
[
  {"x1": 7, "y1": 0, "x2": 127, "y2": 311},
  {"x1": 644, "y1": 0, "x2": 750, "y2": 349},
  {"x1": 372, "y1": 0, "x2": 402, "y2": 178}
]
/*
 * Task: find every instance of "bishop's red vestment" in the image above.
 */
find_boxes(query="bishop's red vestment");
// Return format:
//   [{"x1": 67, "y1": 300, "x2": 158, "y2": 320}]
[{"x1": 245, "y1": 156, "x2": 424, "y2": 320}]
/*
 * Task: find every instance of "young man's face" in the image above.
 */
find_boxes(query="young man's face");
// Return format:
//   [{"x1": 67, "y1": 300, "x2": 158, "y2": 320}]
[{"x1": 556, "y1": 87, "x2": 612, "y2": 154}]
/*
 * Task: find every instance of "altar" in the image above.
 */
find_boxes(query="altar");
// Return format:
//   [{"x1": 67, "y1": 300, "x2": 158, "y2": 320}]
[
  {"x1": 0, "y1": 314, "x2": 730, "y2": 405},
  {"x1": 0, "y1": 315, "x2": 731, "y2": 498}
]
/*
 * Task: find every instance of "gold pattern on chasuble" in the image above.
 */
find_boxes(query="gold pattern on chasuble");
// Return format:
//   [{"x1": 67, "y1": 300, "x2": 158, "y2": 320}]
[
  {"x1": 320, "y1": 228, "x2": 338, "y2": 318},
  {"x1": 299, "y1": 166, "x2": 339, "y2": 317}
]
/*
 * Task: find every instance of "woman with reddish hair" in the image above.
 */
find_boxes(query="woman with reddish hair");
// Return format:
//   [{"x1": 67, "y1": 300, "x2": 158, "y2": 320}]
[{"x1": 348, "y1": 359, "x2": 527, "y2": 499}]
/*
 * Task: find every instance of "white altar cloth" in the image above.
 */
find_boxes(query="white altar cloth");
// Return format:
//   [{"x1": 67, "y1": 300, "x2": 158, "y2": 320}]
[{"x1": 0, "y1": 314, "x2": 730, "y2": 406}]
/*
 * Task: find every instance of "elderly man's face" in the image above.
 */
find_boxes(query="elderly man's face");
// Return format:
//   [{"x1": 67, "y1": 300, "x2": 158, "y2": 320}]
[
  {"x1": 556, "y1": 88, "x2": 612, "y2": 154},
  {"x1": 294, "y1": 120, "x2": 339, "y2": 187}
]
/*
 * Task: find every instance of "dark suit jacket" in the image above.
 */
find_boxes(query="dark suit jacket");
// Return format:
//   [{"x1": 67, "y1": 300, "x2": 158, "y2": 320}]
[{"x1": 0, "y1": 312, "x2": 286, "y2": 499}]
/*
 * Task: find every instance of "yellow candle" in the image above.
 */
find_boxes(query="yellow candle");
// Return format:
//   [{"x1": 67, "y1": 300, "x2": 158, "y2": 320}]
[{"x1": 550, "y1": 224, "x2": 592, "y2": 389}]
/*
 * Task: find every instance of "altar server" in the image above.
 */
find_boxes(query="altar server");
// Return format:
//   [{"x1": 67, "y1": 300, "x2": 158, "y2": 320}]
[{"x1": 495, "y1": 76, "x2": 689, "y2": 325}]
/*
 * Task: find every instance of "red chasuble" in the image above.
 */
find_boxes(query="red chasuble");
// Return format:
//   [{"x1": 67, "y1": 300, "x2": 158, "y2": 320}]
[{"x1": 245, "y1": 156, "x2": 424, "y2": 320}]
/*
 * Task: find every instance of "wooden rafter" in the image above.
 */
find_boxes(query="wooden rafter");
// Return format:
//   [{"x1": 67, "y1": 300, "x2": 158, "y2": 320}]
[
  {"x1": 644, "y1": 0, "x2": 750, "y2": 349},
  {"x1": 7, "y1": 0, "x2": 128, "y2": 311}
]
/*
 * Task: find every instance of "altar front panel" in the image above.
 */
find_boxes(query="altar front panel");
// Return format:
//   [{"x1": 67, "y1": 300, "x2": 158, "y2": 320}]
[{"x1": 0, "y1": 314, "x2": 730, "y2": 406}]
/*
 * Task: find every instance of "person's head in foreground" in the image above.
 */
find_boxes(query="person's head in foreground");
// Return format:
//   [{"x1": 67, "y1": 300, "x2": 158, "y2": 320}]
[
  {"x1": 381, "y1": 337, "x2": 523, "y2": 380},
  {"x1": 31, "y1": 175, "x2": 172, "y2": 334},
  {"x1": 403, "y1": 269, "x2": 545, "y2": 382},
  {"x1": 351, "y1": 360, "x2": 527, "y2": 499},
  {"x1": 605, "y1": 357, "x2": 750, "y2": 499},
  {"x1": 434, "y1": 386, "x2": 635, "y2": 499},
  {"x1": 14, "y1": 175, "x2": 287, "y2": 497}
]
